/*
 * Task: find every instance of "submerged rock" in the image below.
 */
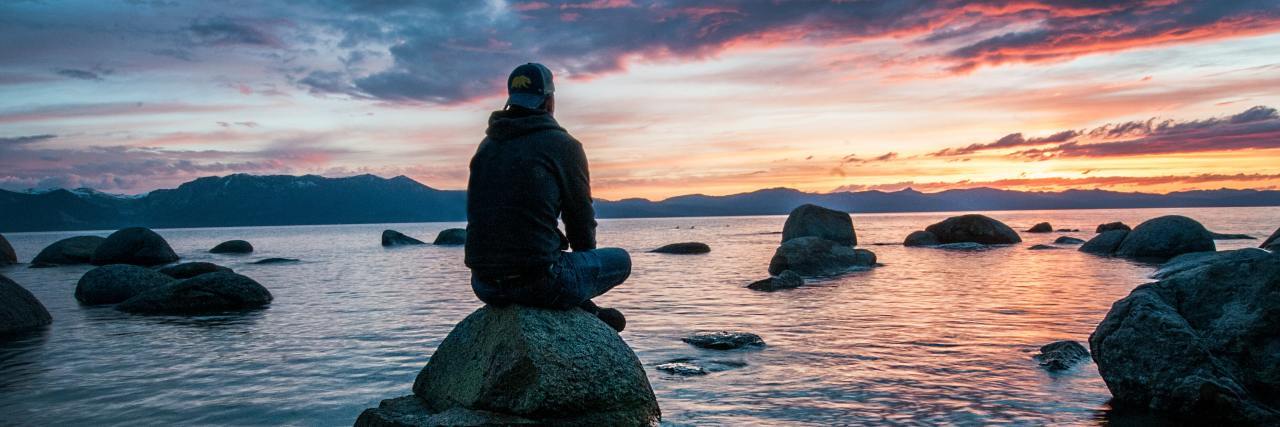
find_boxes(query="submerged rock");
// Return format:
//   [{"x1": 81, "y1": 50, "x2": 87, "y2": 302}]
[
  {"x1": 91, "y1": 227, "x2": 179, "y2": 267},
  {"x1": 682, "y1": 331, "x2": 765, "y2": 350},
  {"x1": 432, "y1": 228, "x2": 467, "y2": 246},
  {"x1": 1096, "y1": 222, "x2": 1131, "y2": 233},
  {"x1": 767, "y1": 236, "x2": 875, "y2": 276},
  {"x1": 158, "y1": 262, "x2": 232, "y2": 279},
  {"x1": 117, "y1": 271, "x2": 272, "y2": 314},
  {"x1": 210, "y1": 240, "x2": 254, "y2": 254},
  {"x1": 781, "y1": 204, "x2": 856, "y2": 245},
  {"x1": 650, "y1": 242, "x2": 710, "y2": 254},
  {"x1": 31, "y1": 236, "x2": 105, "y2": 267},
  {"x1": 1090, "y1": 250, "x2": 1280, "y2": 423},
  {"x1": 656, "y1": 362, "x2": 707, "y2": 376},
  {"x1": 381, "y1": 230, "x2": 425, "y2": 247},
  {"x1": 252, "y1": 257, "x2": 299, "y2": 265},
  {"x1": 746, "y1": 270, "x2": 803, "y2": 292},
  {"x1": 924, "y1": 214, "x2": 1022, "y2": 245},
  {"x1": 1079, "y1": 230, "x2": 1129, "y2": 255},
  {"x1": 0, "y1": 234, "x2": 16, "y2": 266},
  {"x1": 935, "y1": 242, "x2": 991, "y2": 251},
  {"x1": 372, "y1": 305, "x2": 660, "y2": 426},
  {"x1": 903, "y1": 230, "x2": 940, "y2": 247},
  {"x1": 76, "y1": 264, "x2": 175, "y2": 305},
  {"x1": 1028, "y1": 244, "x2": 1060, "y2": 250},
  {"x1": 0, "y1": 274, "x2": 52, "y2": 336},
  {"x1": 1114, "y1": 215, "x2": 1215, "y2": 260},
  {"x1": 1034, "y1": 340, "x2": 1089, "y2": 371},
  {"x1": 1056, "y1": 228, "x2": 1080, "y2": 232},
  {"x1": 1054, "y1": 236, "x2": 1086, "y2": 245},
  {"x1": 1026, "y1": 222, "x2": 1053, "y2": 233}
]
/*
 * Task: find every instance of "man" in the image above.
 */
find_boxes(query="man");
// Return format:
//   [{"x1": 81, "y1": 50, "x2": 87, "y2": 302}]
[{"x1": 465, "y1": 62, "x2": 630, "y2": 332}]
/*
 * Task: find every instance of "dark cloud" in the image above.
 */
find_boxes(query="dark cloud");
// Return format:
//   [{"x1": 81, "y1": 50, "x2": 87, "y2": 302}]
[
  {"x1": 0, "y1": 134, "x2": 56, "y2": 145},
  {"x1": 931, "y1": 130, "x2": 1080, "y2": 157},
  {"x1": 830, "y1": 172, "x2": 1280, "y2": 193},
  {"x1": 55, "y1": 68, "x2": 102, "y2": 80},
  {"x1": 186, "y1": 18, "x2": 281, "y2": 48},
  {"x1": 1014, "y1": 106, "x2": 1280, "y2": 159}
]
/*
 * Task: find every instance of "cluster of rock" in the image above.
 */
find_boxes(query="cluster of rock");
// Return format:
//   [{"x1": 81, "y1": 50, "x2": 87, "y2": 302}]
[
  {"x1": 746, "y1": 205, "x2": 876, "y2": 291},
  {"x1": 904, "y1": 214, "x2": 1022, "y2": 247},
  {"x1": 1090, "y1": 248, "x2": 1280, "y2": 423},
  {"x1": 1079, "y1": 215, "x2": 1215, "y2": 260},
  {"x1": 382, "y1": 229, "x2": 468, "y2": 247},
  {"x1": 355, "y1": 305, "x2": 661, "y2": 426}
]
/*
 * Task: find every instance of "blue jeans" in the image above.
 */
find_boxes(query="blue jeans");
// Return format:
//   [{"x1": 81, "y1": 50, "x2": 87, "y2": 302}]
[{"x1": 471, "y1": 248, "x2": 631, "y2": 310}]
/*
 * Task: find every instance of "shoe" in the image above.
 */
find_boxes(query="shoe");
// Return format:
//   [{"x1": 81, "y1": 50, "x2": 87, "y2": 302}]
[{"x1": 595, "y1": 307, "x2": 626, "y2": 333}]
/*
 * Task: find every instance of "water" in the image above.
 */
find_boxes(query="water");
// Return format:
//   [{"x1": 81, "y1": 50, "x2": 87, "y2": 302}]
[{"x1": 1, "y1": 207, "x2": 1275, "y2": 426}]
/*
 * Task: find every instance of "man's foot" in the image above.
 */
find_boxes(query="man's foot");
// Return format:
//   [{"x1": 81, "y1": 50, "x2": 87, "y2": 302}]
[{"x1": 595, "y1": 307, "x2": 626, "y2": 333}]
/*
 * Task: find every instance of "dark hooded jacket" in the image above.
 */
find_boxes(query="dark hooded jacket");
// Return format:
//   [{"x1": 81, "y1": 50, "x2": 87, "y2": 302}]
[{"x1": 464, "y1": 108, "x2": 596, "y2": 277}]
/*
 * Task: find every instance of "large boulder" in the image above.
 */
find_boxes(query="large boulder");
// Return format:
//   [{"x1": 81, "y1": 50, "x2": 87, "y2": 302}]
[
  {"x1": 767, "y1": 236, "x2": 875, "y2": 276},
  {"x1": 358, "y1": 305, "x2": 660, "y2": 426},
  {"x1": 117, "y1": 271, "x2": 272, "y2": 314},
  {"x1": 382, "y1": 230, "x2": 425, "y2": 247},
  {"x1": 781, "y1": 204, "x2": 856, "y2": 246},
  {"x1": 1263, "y1": 227, "x2": 1279, "y2": 250},
  {"x1": 1026, "y1": 222, "x2": 1053, "y2": 233},
  {"x1": 1114, "y1": 215, "x2": 1215, "y2": 260},
  {"x1": 158, "y1": 262, "x2": 233, "y2": 279},
  {"x1": 210, "y1": 240, "x2": 253, "y2": 254},
  {"x1": 650, "y1": 242, "x2": 710, "y2": 254},
  {"x1": 1089, "y1": 250, "x2": 1280, "y2": 424},
  {"x1": 1080, "y1": 230, "x2": 1129, "y2": 255},
  {"x1": 0, "y1": 274, "x2": 52, "y2": 336},
  {"x1": 433, "y1": 228, "x2": 467, "y2": 246},
  {"x1": 0, "y1": 233, "x2": 15, "y2": 266},
  {"x1": 1096, "y1": 222, "x2": 1131, "y2": 233},
  {"x1": 924, "y1": 214, "x2": 1021, "y2": 245},
  {"x1": 31, "y1": 236, "x2": 105, "y2": 267},
  {"x1": 76, "y1": 264, "x2": 175, "y2": 305},
  {"x1": 91, "y1": 227, "x2": 179, "y2": 266},
  {"x1": 903, "y1": 230, "x2": 939, "y2": 247}
]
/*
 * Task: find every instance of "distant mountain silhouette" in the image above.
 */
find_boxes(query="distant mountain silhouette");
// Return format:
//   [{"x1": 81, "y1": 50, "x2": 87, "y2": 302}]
[{"x1": 3, "y1": 174, "x2": 1279, "y2": 232}]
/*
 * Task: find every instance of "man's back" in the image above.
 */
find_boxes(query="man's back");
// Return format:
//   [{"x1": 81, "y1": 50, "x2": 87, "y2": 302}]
[{"x1": 465, "y1": 107, "x2": 596, "y2": 277}]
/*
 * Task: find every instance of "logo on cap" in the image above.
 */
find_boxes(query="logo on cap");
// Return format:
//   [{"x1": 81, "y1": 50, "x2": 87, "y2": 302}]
[{"x1": 511, "y1": 76, "x2": 532, "y2": 89}]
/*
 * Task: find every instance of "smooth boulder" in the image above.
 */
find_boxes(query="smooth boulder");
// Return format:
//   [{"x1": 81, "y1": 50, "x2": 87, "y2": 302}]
[
  {"x1": 117, "y1": 271, "x2": 272, "y2": 314},
  {"x1": 781, "y1": 204, "x2": 856, "y2": 245},
  {"x1": 91, "y1": 227, "x2": 179, "y2": 266},
  {"x1": 924, "y1": 214, "x2": 1022, "y2": 245},
  {"x1": 1096, "y1": 222, "x2": 1131, "y2": 233},
  {"x1": 1034, "y1": 340, "x2": 1089, "y2": 371},
  {"x1": 650, "y1": 242, "x2": 710, "y2": 254},
  {"x1": 1026, "y1": 222, "x2": 1053, "y2": 233},
  {"x1": 682, "y1": 331, "x2": 765, "y2": 350},
  {"x1": 0, "y1": 274, "x2": 52, "y2": 336},
  {"x1": 903, "y1": 230, "x2": 940, "y2": 247},
  {"x1": 0, "y1": 234, "x2": 15, "y2": 266},
  {"x1": 158, "y1": 262, "x2": 233, "y2": 279},
  {"x1": 1262, "y1": 227, "x2": 1279, "y2": 250},
  {"x1": 1090, "y1": 250, "x2": 1280, "y2": 423},
  {"x1": 767, "y1": 236, "x2": 875, "y2": 276},
  {"x1": 31, "y1": 236, "x2": 105, "y2": 267},
  {"x1": 1079, "y1": 230, "x2": 1129, "y2": 255},
  {"x1": 210, "y1": 240, "x2": 253, "y2": 254},
  {"x1": 382, "y1": 230, "x2": 425, "y2": 247},
  {"x1": 1054, "y1": 236, "x2": 1085, "y2": 245},
  {"x1": 76, "y1": 264, "x2": 175, "y2": 305},
  {"x1": 746, "y1": 270, "x2": 803, "y2": 292},
  {"x1": 370, "y1": 305, "x2": 660, "y2": 426},
  {"x1": 1114, "y1": 215, "x2": 1215, "y2": 260},
  {"x1": 433, "y1": 228, "x2": 467, "y2": 246}
]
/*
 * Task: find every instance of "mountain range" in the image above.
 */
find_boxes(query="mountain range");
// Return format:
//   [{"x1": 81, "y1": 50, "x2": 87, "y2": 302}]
[{"x1": 3, "y1": 173, "x2": 1279, "y2": 232}]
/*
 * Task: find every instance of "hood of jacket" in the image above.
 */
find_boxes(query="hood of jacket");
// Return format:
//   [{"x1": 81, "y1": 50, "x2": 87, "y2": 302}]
[{"x1": 485, "y1": 109, "x2": 565, "y2": 141}]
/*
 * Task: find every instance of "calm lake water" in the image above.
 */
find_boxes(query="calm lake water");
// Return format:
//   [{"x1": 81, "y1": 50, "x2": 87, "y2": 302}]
[{"x1": 1, "y1": 207, "x2": 1276, "y2": 426}]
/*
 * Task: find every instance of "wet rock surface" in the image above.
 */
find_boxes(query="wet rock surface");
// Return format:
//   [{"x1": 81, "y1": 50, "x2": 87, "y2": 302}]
[{"x1": 682, "y1": 331, "x2": 765, "y2": 350}]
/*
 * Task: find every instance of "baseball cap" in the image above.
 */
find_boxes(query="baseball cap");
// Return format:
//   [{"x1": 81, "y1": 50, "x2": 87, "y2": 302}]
[{"x1": 505, "y1": 63, "x2": 555, "y2": 109}]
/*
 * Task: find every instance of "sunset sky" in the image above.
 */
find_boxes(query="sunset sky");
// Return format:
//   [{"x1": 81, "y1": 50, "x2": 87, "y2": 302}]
[{"x1": 2, "y1": 0, "x2": 1280, "y2": 200}]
